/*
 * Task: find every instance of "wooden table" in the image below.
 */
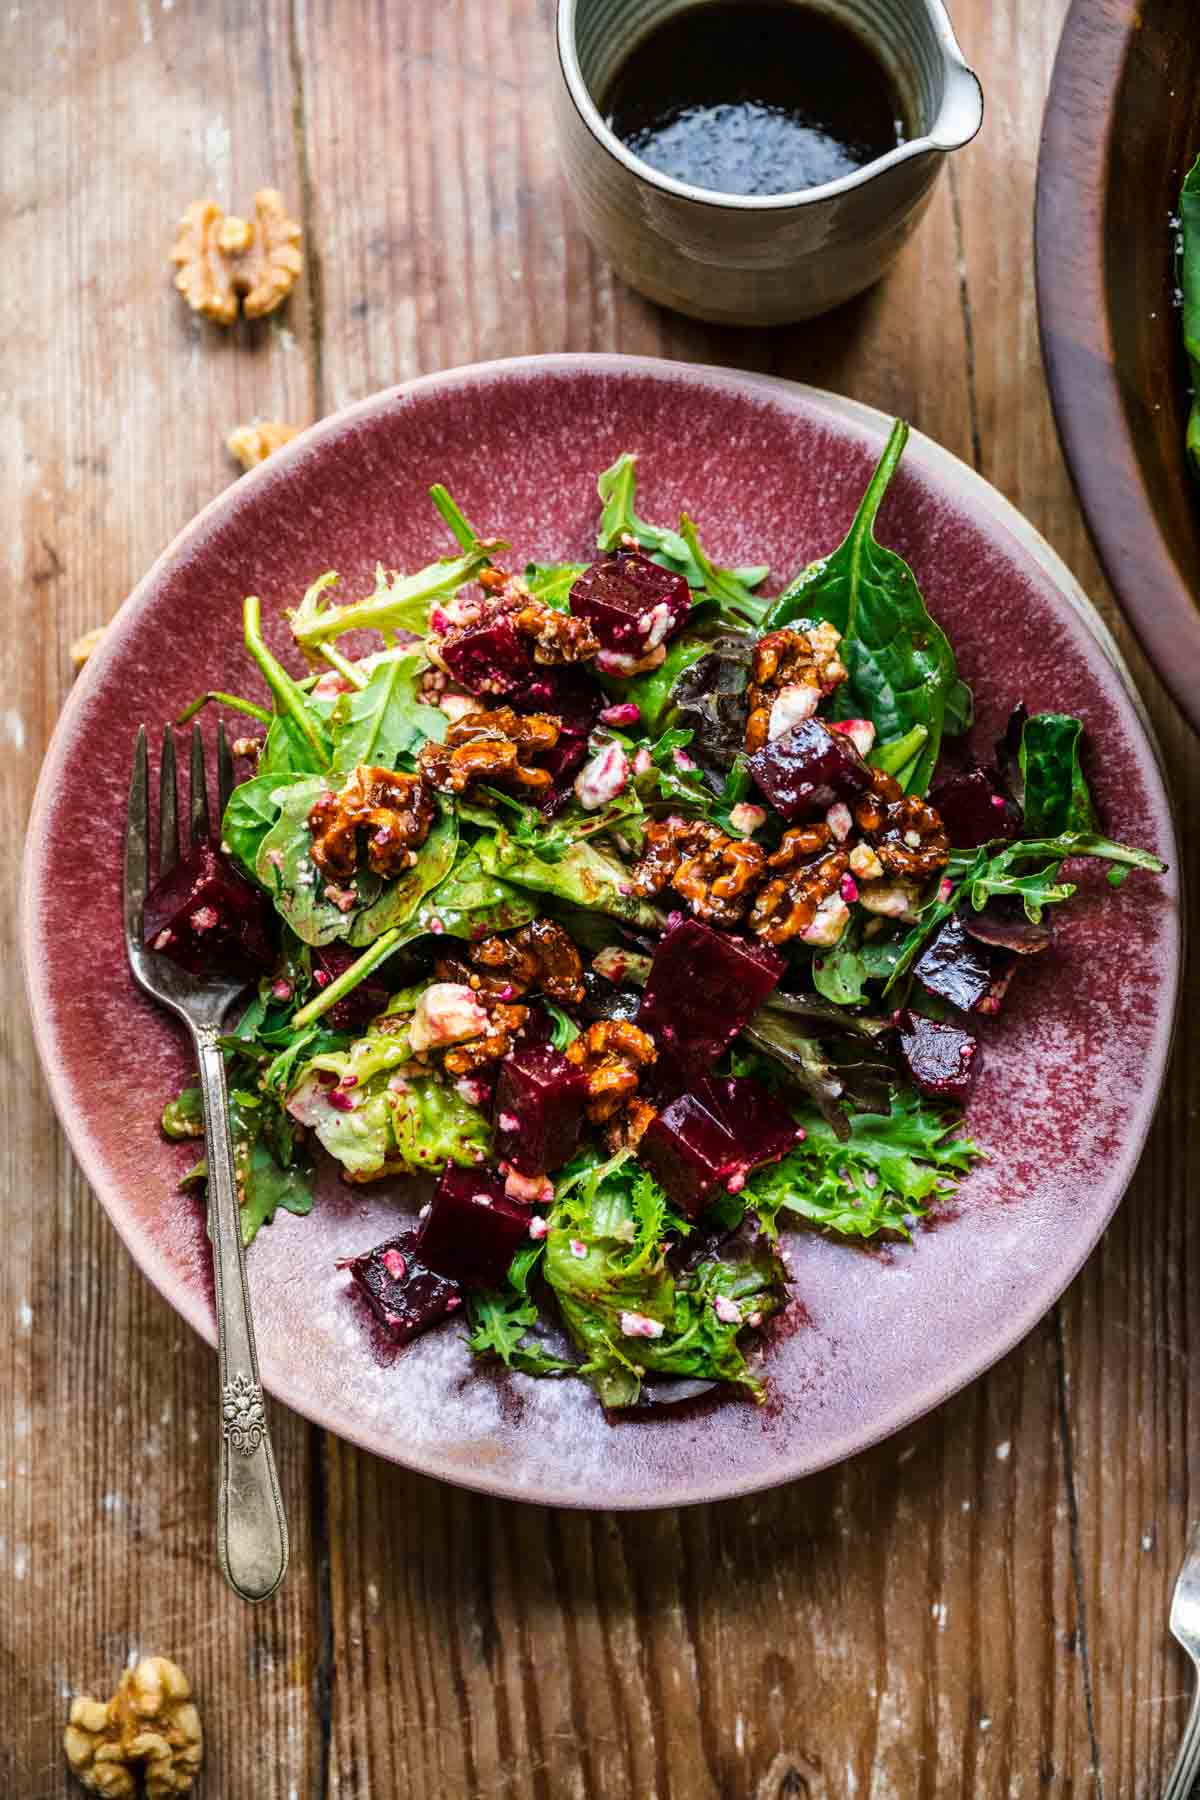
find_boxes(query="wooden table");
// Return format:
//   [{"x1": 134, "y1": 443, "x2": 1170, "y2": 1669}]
[{"x1": 3, "y1": 2, "x2": 1197, "y2": 1793}]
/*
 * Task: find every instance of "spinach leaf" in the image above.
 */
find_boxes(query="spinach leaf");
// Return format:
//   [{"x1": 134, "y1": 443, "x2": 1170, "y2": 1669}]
[
  {"x1": 1018, "y1": 711, "x2": 1098, "y2": 836},
  {"x1": 328, "y1": 652, "x2": 446, "y2": 768},
  {"x1": 255, "y1": 779, "x2": 457, "y2": 947},
  {"x1": 1181, "y1": 154, "x2": 1200, "y2": 478},
  {"x1": 765, "y1": 420, "x2": 965, "y2": 794},
  {"x1": 746, "y1": 1093, "x2": 982, "y2": 1243},
  {"x1": 419, "y1": 847, "x2": 539, "y2": 937},
  {"x1": 811, "y1": 924, "x2": 869, "y2": 1006},
  {"x1": 222, "y1": 774, "x2": 293, "y2": 880}
]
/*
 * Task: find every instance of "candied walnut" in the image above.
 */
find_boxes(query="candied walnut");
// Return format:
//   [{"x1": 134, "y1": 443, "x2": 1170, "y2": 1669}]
[
  {"x1": 510, "y1": 597, "x2": 600, "y2": 665},
  {"x1": 70, "y1": 625, "x2": 106, "y2": 670},
  {"x1": 870, "y1": 794, "x2": 950, "y2": 880},
  {"x1": 852, "y1": 765, "x2": 903, "y2": 835},
  {"x1": 64, "y1": 1656, "x2": 203, "y2": 1798},
  {"x1": 307, "y1": 765, "x2": 435, "y2": 880},
  {"x1": 226, "y1": 420, "x2": 301, "y2": 470},
  {"x1": 674, "y1": 833, "x2": 766, "y2": 927},
  {"x1": 171, "y1": 188, "x2": 303, "y2": 324},
  {"x1": 605, "y1": 1094, "x2": 658, "y2": 1154},
  {"x1": 566, "y1": 1019, "x2": 657, "y2": 1123},
  {"x1": 748, "y1": 845, "x2": 849, "y2": 946},
  {"x1": 630, "y1": 817, "x2": 725, "y2": 896},
  {"x1": 418, "y1": 706, "x2": 559, "y2": 796},
  {"x1": 630, "y1": 817, "x2": 764, "y2": 926},
  {"x1": 441, "y1": 1002, "x2": 529, "y2": 1075},
  {"x1": 472, "y1": 918, "x2": 586, "y2": 1005},
  {"x1": 745, "y1": 622, "x2": 848, "y2": 752}
]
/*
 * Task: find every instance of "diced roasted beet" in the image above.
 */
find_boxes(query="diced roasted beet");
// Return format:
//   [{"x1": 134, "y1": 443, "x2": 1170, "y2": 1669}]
[
  {"x1": 962, "y1": 904, "x2": 1052, "y2": 956},
  {"x1": 440, "y1": 613, "x2": 535, "y2": 697},
  {"x1": 689, "y1": 1075, "x2": 801, "y2": 1171},
  {"x1": 640, "y1": 1092, "x2": 745, "y2": 1216},
  {"x1": 638, "y1": 918, "x2": 784, "y2": 1084},
  {"x1": 144, "y1": 835, "x2": 274, "y2": 976},
  {"x1": 511, "y1": 664, "x2": 603, "y2": 736},
  {"x1": 895, "y1": 1008, "x2": 979, "y2": 1099},
  {"x1": 928, "y1": 763, "x2": 1021, "y2": 847},
  {"x1": 509, "y1": 666, "x2": 603, "y2": 815},
  {"x1": 569, "y1": 549, "x2": 691, "y2": 658},
  {"x1": 338, "y1": 1230, "x2": 461, "y2": 1344},
  {"x1": 640, "y1": 1076, "x2": 799, "y2": 1217},
  {"x1": 493, "y1": 1045, "x2": 589, "y2": 1175},
  {"x1": 416, "y1": 1166, "x2": 532, "y2": 1288},
  {"x1": 314, "y1": 943, "x2": 392, "y2": 1032},
  {"x1": 748, "y1": 717, "x2": 873, "y2": 823},
  {"x1": 913, "y1": 914, "x2": 1018, "y2": 1015}
]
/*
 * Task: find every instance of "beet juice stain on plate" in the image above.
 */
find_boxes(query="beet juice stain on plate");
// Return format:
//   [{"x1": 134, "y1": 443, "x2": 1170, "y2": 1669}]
[{"x1": 602, "y1": 1, "x2": 908, "y2": 197}]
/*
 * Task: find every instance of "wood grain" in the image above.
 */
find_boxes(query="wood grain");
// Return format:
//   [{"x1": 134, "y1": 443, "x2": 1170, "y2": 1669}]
[{"x1": 2, "y1": 0, "x2": 1197, "y2": 1794}]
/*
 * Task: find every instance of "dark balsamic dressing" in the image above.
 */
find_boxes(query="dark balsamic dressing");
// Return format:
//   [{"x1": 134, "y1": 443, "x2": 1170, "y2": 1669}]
[{"x1": 604, "y1": 2, "x2": 907, "y2": 197}]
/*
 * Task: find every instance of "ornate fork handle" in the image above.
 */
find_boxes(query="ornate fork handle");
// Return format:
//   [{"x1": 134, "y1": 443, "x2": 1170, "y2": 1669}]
[{"x1": 194, "y1": 1024, "x2": 289, "y2": 1602}]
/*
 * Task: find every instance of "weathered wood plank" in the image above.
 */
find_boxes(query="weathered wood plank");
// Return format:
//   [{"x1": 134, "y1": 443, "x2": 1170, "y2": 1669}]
[{"x1": 0, "y1": 2, "x2": 317, "y2": 1794}]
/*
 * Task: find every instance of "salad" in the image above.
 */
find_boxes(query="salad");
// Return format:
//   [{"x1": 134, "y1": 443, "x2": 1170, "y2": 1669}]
[{"x1": 147, "y1": 423, "x2": 1165, "y2": 1412}]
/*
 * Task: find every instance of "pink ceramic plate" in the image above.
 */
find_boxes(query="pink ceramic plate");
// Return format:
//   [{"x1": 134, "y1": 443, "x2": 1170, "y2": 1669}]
[{"x1": 22, "y1": 356, "x2": 1179, "y2": 1508}]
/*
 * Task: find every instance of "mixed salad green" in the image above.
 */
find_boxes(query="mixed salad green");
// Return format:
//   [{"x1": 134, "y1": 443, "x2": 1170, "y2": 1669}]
[{"x1": 149, "y1": 425, "x2": 1165, "y2": 1411}]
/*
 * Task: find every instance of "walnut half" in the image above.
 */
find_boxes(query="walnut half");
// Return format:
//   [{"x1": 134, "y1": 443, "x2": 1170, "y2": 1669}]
[
  {"x1": 226, "y1": 421, "x2": 301, "y2": 470},
  {"x1": 64, "y1": 1656, "x2": 203, "y2": 1798},
  {"x1": 171, "y1": 188, "x2": 303, "y2": 324}
]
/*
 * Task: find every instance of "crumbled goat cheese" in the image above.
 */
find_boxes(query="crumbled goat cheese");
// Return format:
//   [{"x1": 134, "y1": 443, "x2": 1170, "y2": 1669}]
[
  {"x1": 619, "y1": 1310, "x2": 665, "y2": 1339},
  {"x1": 729, "y1": 802, "x2": 767, "y2": 836},
  {"x1": 575, "y1": 742, "x2": 629, "y2": 811},
  {"x1": 768, "y1": 683, "x2": 820, "y2": 739},
  {"x1": 826, "y1": 802, "x2": 853, "y2": 842},
  {"x1": 829, "y1": 717, "x2": 876, "y2": 756},
  {"x1": 801, "y1": 893, "x2": 851, "y2": 947},
  {"x1": 409, "y1": 982, "x2": 489, "y2": 1052}
]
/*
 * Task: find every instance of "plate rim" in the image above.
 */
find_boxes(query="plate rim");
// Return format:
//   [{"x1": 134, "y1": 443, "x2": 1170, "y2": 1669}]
[{"x1": 21, "y1": 352, "x2": 1181, "y2": 1507}]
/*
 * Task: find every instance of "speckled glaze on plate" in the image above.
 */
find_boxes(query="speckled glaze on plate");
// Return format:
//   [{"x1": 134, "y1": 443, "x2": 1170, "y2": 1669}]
[{"x1": 22, "y1": 356, "x2": 1179, "y2": 1509}]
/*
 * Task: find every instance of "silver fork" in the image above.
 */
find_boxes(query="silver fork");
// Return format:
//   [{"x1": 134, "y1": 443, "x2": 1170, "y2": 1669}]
[
  {"x1": 1164, "y1": 1525, "x2": 1200, "y2": 1797},
  {"x1": 124, "y1": 722, "x2": 289, "y2": 1603}
]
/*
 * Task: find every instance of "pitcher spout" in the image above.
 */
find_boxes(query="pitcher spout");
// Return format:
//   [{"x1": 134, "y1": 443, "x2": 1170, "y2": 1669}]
[{"x1": 928, "y1": 51, "x2": 984, "y2": 154}]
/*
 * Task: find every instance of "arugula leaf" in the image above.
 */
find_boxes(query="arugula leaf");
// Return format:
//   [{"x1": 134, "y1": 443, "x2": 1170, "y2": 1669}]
[
  {"x1": 746, "y1": 1094, "x2": 982, "y2": 1242},
  {"x1": 1018, "y1": 712, "x2": 1098, "y2": 836},
  {"x1": 1181, "y1": 154, "x2": 1200, "y2": 478},
  {"x1": 678, "y1": 514, "x2": 771, "y2": 627},
  {"x1": 288, "y1": 548, "x2": 501, "y2": 654},
  {"x1": 465, "y1": 1247, "x2": 577, "y2": 1377},
  {"x1": 765, "y1": 421, "x2": 965, "y2": 795},
  {"x1": 328, "y1": 653, "x2": 446, "y2": 768},
  {"x1": 882, "y1": 830, "x2": 1166, "y2": 993}
]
